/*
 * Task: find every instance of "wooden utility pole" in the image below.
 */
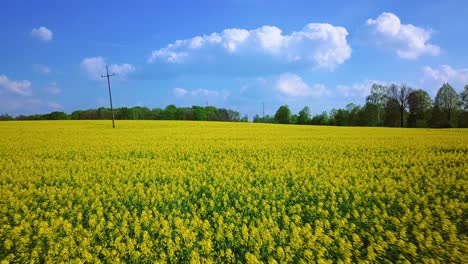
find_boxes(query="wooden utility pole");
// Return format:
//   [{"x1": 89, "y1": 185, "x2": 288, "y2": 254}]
[{"x1": 101, "y1": 65, "x2": 116, "y2": 128}]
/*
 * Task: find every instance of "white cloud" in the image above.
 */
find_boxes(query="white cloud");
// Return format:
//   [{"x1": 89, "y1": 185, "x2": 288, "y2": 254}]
[
  {"x1": 0, "y1": 75, "x2": 32, "y2": 96},
  {"x1": 173, "y1": 87, "x2": 229, "y2": 100},
  {"x1": 276, "y1": 73, "x2": 330, "y2": 97},
  {"x1": 31, "y1": 26, "x2": 53, "y2": 42},
  {"x1": 44, "y1": 82, "x2": 61, "y2": 95},
  {"x1": 0, "y1": 95, "x2": 63, "y2": 115},
  {"x1": 33, "y1": 64, "x2": 51, "y2": 74},
  {"x1": 367, "y1": 12, "x2": 440, "y2": 59},
  {"x1": 81, "y1": 57, "x2": 135, "y2": 79},
  {"x1": 174, "y1": 87, "x2": 188, "y2": 96},
  {"x1": 148, "y1": 23, "x2": 351, "y2": 70},
  {"x1": 337, "y1": 80, "x2": 387, "y2": 98},
  {"x1": 191, "y1": 88, "x2": 220, "y2": 97},
  {"x1": 47, "y1": 102, "x2": 63, "y2": 109},
  {"x1": 109, "y1": 63, "x2": 135, "y2": 76},
  {"x1": 422, "y1": 65, "x2": 468, "y2": 84}
]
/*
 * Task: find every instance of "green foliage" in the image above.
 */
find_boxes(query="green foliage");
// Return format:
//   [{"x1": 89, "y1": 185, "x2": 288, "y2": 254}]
[
  {"x1": 366, "y1": 84, "x2": 388, "y2": 124},
  {"x1": 384, "y1": 99, "x2": 401, "y2": 127},
  {"x1": 10, "y1": 105, "x2": 242, "y2": 122},
  {"x1": 330, "y1": 108, "x2": 349, "y2": 126},
  {"x1": 0, "y1": 114, "x2": 13, "y2": 121},
  {"x1": 460, "y1": 85, "x2": 468, "y2": 111},
  {"x1": 310, "y1": 111, "x2": 329, "y2": 125},
  {"x1": 434, "y1": 83, "x2": 461, "y2": 124},
  {"x1": 359, "y1": 103, "x2": 379, "y2": 126},
  {"x1": 407, "y1": 89, "x2": 432, "y2": 128},
  {"x1": 45, "y1": 111, "x2": 71, "y2": 120},
  {"x1": 274, "y1": 105, "x2": 291, "y2": 124},
  {"x1": 458, "y1": 111, "x2": 468, "y2": 128},
  {"x1": 297, "y1": 106, "x2": 310, "y2": 125},
  {"x1": 163, "y1": 104, "x2": 178, "y2": 120},
  {"x1": 253, "y1": 115, "x2": 275, "y2": 123},
  {"x1": 70, "y1": 110, "x2": 82, "y2": 120}
]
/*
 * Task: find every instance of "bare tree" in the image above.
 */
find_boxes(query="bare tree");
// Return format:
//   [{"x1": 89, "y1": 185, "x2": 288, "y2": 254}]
[{"x1": 388, "y1": 84, "x2": 412, "y2": 127}]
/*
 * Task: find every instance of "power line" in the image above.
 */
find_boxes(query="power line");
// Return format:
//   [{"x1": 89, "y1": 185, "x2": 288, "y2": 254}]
[{"x1": 101, "y1": 65, "x2": 116, "y2": 128}]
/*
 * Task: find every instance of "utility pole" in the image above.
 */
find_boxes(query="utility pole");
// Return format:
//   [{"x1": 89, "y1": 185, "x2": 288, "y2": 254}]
[
  {"x1": 262, "y1": 102, "x2": 265, "y2": 118},
  {"x1": 101, "y1": 65, "x2": 116, "y2": 128}
]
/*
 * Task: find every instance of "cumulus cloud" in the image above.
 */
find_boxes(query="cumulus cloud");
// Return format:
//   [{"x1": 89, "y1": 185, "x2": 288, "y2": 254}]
[
  {"x1": 337, "y1": 80, "x2": 387, "y2": 98},
  {"x1": 276, "y1": 73, "x2": 330, "y2": 97},
  {"x1": 173, "y1": 87, "x2": 229, "y2": 100},
  {"x1": 31, "y1": 26, "x2": 53, "y2": 42},
  {"x1": 367, "y1": 12, "x2": 440, "y2": 59},
  {"x1": 0, "y1": 75, "x2": 32, "y2": 96},
  {"x1": 81, "y1": 57, "x2": 135, "y2": 79},
  {"x1": 148, "y1": 23, "x2": 351, "y2": 70},
  {"x1": 422, "y1": 65, "x2": 468, "y2": 84}
]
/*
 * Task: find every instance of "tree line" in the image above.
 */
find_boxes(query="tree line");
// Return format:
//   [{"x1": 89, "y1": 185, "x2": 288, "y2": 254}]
[
  {"x1": 0, "y1": 105, "x2": 247, "y2": 122},
  {"x1": 2, "y1": 83, "x2": 467, "y2": 128},
  {"x1": 255, "y1": 83, "x2": 468, "y2": 128}
]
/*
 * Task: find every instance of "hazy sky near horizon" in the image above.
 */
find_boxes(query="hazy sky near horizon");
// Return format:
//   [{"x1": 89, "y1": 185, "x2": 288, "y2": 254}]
[{"x1": 1, "y1": 0, "x2": 468, "y2": 117}]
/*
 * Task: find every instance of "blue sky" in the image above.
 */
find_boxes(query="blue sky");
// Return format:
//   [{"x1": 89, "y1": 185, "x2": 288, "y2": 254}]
[{"x1": 1, "y1": 0, "x2": 468, "y2": 118}]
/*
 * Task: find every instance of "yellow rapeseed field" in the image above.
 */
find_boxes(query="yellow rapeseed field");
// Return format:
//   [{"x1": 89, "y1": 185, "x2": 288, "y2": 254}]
[{"x1": 0, "y1": 121, "x2": 467, "y2": 263}]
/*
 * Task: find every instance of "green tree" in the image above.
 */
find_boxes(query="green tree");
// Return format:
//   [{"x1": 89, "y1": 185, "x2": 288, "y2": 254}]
[
  {"x1": 205, "y1": 106, "x2": 218, "y2": 121},
  {"x1": 346, "y1": 103, "x2": 361, "y2": 126},
  {"x1": 458, "y1": 111, "x2": 468, "y2": 128},
  {"x1": 175, "y1": 107, "x2": 195, "y2": 120},
  {"x1": 297, "y1": 106, "x2": 310, "y2": 124},
  {"x1": 460, "y1": 85, "x2": 468, "y2": 111},
  {"x1": 291, "y1": 114, "x2": 298, "y2": 124},
  {"x1": 359, "y1": 103, "x2": 379, "y2": 126},
  {"x1": 311, "y1": 111, "x2": 329, "y2": 125},
  {"x1": 253, "y1": 115, "x2": 275, "y2": 123},
  {"x1": 227, "y1": 110, "x2": 240, "y2": 122},
  {"x1": 434, "y1": 83, "x2": 461, "y2": 126},
  {"x1": 79, "y1": 109, "x2": 98, "y2": 119},
  {"x1": 0, "y1": 114, "x2": 13, "y2": 121},
  {"x1": 163, "y1": 104, "x2": 177, "y2": 120},
  {"x1": 366, "y1": 84, "x2": 387, "y2": 124},
  {"x1": 192, "y1": 106, "x2": 207, "y2": 120},
  {"x1": 151, "y1": 108, "x2": 163, "y2": 120},
  {"x1": 70, "y1": 110, "x2": 82, "y2": 120},
  {"x1": 274, "y1": 105, "x2": 291, "y2": 124},
  {"x1": 44, "y1": 111, "x2": 70, "y2": 120},
  {"x1": 118, "y1": 107, "x2": 131, "y2": 120},
  {"x1": 459, "y1": 85, "x2": 468, "y2": 128},
  {"x1": 384, "y1": 99, "x2": 401, "y2": 127},
  {"x1": 330, "y1": 108, "x2": 349, "y2": 126},
  {"x1": 217, "y1": 108, "x2": 230, "y2": 121},
  {"x1": 407, "y1": 89, "x2": 432, "y2": 127}
]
